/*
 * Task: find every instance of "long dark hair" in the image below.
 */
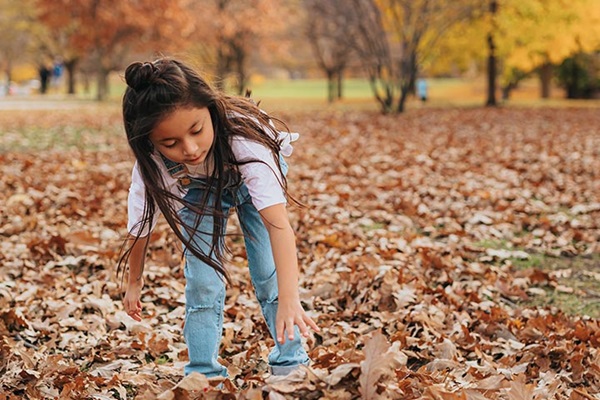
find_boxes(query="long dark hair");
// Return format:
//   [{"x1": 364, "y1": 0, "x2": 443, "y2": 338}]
[{"x1": 118, "y1": 57, "x2": 291, "y2": 282}]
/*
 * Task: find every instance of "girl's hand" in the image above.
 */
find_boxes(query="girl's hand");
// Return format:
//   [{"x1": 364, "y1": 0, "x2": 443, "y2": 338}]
[
  {"x1": 258, "y1": 204, "x2": 320, "y2": 344},
  {"x1": 123, "y1": 278, "x2": 144, "y2": 322},
  {"x1": 276, "y1": 298, "x2": 320, "y2": 344}
]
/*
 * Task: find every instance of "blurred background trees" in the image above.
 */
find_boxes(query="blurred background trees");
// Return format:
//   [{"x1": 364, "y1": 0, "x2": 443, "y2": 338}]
[
  {"x1": 0, "y1": 0, "x2": 39, "y2": 96},
  {"x1": 0, "y1": 0, "x2": 597, "y2": 111},
  {"x1": 303, "y1": 0, "x2": 354, "y2": 103},
  {"x1": 36, "y1": 0, "x2": 192, "y2": 100}
]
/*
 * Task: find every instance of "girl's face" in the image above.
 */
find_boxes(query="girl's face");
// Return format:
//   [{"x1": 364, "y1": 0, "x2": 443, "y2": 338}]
[{"x1": 150, "y1": 107, "x2": 215, "y2": 165}]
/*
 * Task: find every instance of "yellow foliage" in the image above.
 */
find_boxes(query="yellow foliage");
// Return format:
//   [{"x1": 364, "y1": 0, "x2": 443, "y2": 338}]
[
  {"x1": 427, "y1": 18, "x2": 488, "y2": 76},
  {"x1": 12, "y1": 64, "x2": 38, "y2": 83},
  {"x1": 251, "y1": 74, "x2": 267, "y2": 85},
  {"x1": 376, "y1": 0, "x2": 486, "y2": 77},
  {"x1": 498, "y1": 0, "x2": 600, "y2": 72},
  {"x1": 571, "y1": 0, "x2": 600, "y2": 53},
  {"x1": 432, "y1": 0, "x2": 600, "y2": 77}
]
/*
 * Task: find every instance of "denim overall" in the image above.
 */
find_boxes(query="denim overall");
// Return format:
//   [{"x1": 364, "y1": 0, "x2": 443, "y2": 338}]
[{"x1": 161, "y1": 155, "x2": 310, "y2": 377}]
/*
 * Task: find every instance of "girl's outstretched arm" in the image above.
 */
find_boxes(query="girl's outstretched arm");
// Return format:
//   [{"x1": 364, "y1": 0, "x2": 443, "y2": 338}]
[
  {"x1": 259, "y1": 204, "x2": 320, "y2": 344},
  {"x1": 123, "y1": 234, "x2": 150, "y2": 322}
]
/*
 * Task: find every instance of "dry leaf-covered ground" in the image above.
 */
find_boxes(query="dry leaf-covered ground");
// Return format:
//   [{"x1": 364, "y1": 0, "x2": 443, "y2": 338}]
[{"x1": 1, "y1": 105, "x2": 599, "y2": 399}]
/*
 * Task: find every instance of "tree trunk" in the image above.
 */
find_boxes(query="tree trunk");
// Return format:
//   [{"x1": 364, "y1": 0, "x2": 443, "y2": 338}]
[
  {"x1": 397, "y1": 83, "x2": 410, "y2": 113},
  {"x1": 64, "y1": 58, "x2": 78, "y2": 95},
  {"x1": 539, "y1": 62, "x2": 552, "y2": 99},
  {"x1": 83, "y1": 73, "x2": 90, "y2": 94},
  {"x1": 215, "y1": 47, "x2": 229, "y2": 91},
  {"x1": 236, "y1": 62, "x2": 246, "y2": 96},
  {"x1": 336, "y1": 69, "x2": 343, "y2": 99},
  {"x1": 502, "y1": 82, "x2": 517, "y2": 100},
  {"x1": 233, "y1": 43, "x2": 246, "y2": 95},
  {"x1": 486, "y1": 32, "x2": 497, "y2": 107},
  {"x1": 368, "y1": 74, "x2": 393, "y2": 114},
  {"x1": 408, "y1": 74, "x2": 416, "y2": 96},
  {"x1": 501, "y1": 85, "x2": 511, "y2": 100},
  {"x1": 326, "y1": 70, "x2": 335, "y2": 103},
  {"x1": 96, "y1": 69, "x2": 109, "y2": 101},
  {"x1": 486, "y1": 0, "x2": 498, "y2": 107},
  {"x1": 4, "y1": 64, "x2": 11, "y2": 96},
  {"x1": 396, "y1": 51, "x2": 417, "y2": 113},
  {"x1": 567, "y1": 61, "x2": 579, "y2": 99}
]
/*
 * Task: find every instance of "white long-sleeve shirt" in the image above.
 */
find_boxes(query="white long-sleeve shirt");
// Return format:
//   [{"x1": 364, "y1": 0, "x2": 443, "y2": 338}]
[{"x1": 127, "y1": 131, "x2": 298, "y2": 236}]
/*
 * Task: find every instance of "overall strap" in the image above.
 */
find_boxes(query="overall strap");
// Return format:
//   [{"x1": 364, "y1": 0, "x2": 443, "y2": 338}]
[
  {"x1": 160, "y1": 153, "x2": 240, "y2": 190},
  {"x1": 160, "y1": 153, "x2": 188, "y2": 178}
]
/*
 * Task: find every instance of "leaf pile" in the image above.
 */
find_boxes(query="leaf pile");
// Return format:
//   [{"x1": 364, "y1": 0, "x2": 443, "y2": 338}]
[{"x1": 1, "y1": 106, "x2": 599, "y2": 399}]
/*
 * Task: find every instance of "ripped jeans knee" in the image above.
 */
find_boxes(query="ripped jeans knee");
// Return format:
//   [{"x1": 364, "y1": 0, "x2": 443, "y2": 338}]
[{"x1": 182, "y1": 284, "x2": 228, "y2": 378}]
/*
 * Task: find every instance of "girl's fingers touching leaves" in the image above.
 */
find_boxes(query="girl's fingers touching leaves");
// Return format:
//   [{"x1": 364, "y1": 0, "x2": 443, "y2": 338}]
[
  {"x1": 125, "y1": 299, "x2": 142, "y2": 321},
  {"x1": 123, "y1": 284, "x2": 144, "y2": 321},
  {"x1": 296, "y1": 318, "x2": 309, "y2": 338},
  {"x1": 305, "y1": 314, "x2": 320, "y2": 333},
  {"x1": 276, "y1": 301, "x2": 320, "y2": 343},
  {"x1": 276, "y1": 319, "x2": 285, "y2": 344},
  {"x1": 287, "y1": 319, "x2": 296, "y2": 341}
]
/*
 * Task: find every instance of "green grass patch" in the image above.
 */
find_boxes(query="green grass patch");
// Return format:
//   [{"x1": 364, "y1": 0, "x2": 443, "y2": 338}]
[
  {"x1": 0, "y1": 106, "x2": 124, "y2": 153},
  {"x1": 513, "y1": 254, "x2": 600, "y2": 319},
  {"x1": 510, "y1": 253, "x2": 546, "y2": 269},
  {"x1": 0, "y1": 125, "x2": 122, "y2": 153},
  {"x1": 360, "y1": 221, "x2": 387, "y2": 232},
  {"x1": 523, "y1": 288, "x2": 600, "y2": 319},
  {"x1": 248, "y1": 78, "x2": 373, "y2": 100},
  {"x1": 470, "y1": 239, "x2": 600, "y2": 318},
  {"x1": 154, "y1": 354, "x2": 171, "y2": 365},
  {"x1": 471, "y1": 238, "x2": 512, "y2": 250},
  {"x1": 32, "y1": 72, "x2": 600, "y2": 113}
]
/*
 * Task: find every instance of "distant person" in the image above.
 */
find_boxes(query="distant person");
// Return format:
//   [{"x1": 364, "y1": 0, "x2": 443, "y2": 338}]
[
  {"x1": 52, "y1": 60, "x2": 64, "y2": 87},
  {"x1": 39, "y1": 65, "x2": 50, "y2": 94},
  {"x1": 417, "y1": 78, "x2": 428, "y2": 102},
  {"x1": 119, "y1": 57, "x2": 319, "y2": 378}
]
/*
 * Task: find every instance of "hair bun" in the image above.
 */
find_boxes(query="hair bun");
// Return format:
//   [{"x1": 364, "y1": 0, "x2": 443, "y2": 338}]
[{"x1": 125, "y1": 61, "x2": 158, "y2": 91}]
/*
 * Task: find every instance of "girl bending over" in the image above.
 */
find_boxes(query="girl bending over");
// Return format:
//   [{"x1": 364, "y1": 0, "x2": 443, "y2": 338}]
[{"x1": 119, "y1": 57, "x2": 319, "y2": 378}]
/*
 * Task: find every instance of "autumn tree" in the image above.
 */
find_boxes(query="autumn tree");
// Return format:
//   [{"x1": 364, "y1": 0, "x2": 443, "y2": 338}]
[
  {"x1": 435, "y1": 0, "x2": 600, "y2": 101},
  {"x1": 485, "y1": 0, "x2": 498, "y2": 106},
  {"x1": 380, "y1": 0, "x2": 479, "y2": 112},
  {"x1": 344, "y1": 0, "x2": 396, "y2": 113},
  {"x1": 188, "y1": 0, "x2": 293, "y2": 95},
  {"x1": 347, "y1": 0, "x2": 477, "y2": 113},
  {"x1": 303, "y1": 0, "x2": 356, "y2": 103},
  {"x1": 36, "y1": 0, "x2": 192, "y2": 100},
  {"x1": 498, "y1": 0, "x2": 600, "y2": 99},
  {"x1": 0, "y1": 0, "x2": 39, "y2": 95},
  {"x1": 35, "y1": 1, "x2": 85, "y2": 95},
  {"x1": 557, "y1": 53, "x2": 600, "y2": 99}
]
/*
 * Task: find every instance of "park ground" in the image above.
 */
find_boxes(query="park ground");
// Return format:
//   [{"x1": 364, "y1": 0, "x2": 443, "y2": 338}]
[
  {"x1": 0, "y1": 80, "x2": 599, "y2": 398},
  {"x1": 4, "y1": 74, "x2": 599, "y2": 111}
]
